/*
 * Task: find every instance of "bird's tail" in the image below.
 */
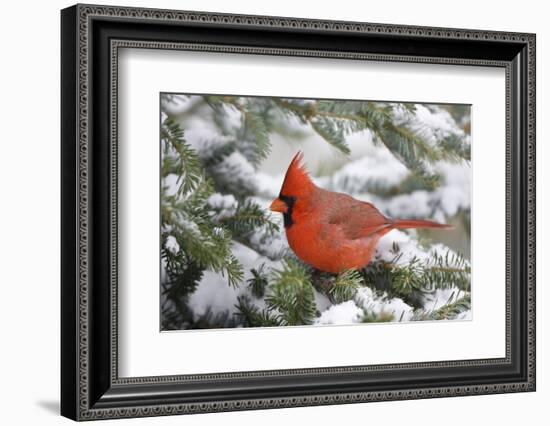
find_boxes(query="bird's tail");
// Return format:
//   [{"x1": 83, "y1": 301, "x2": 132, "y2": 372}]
[{"x1": 392, "y1": 219, "x2": 452, "y2": 230}]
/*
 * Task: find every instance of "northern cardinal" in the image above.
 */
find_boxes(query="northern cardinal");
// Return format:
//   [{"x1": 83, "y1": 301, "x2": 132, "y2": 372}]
[{"x1": 270, "y1": 152, "x2": 451, "y2": 273}]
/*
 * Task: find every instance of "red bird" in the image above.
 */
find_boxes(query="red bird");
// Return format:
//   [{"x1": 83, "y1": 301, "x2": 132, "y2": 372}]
[{"x1": 270, "y1": 152, "x2": 451, "y2": 273}]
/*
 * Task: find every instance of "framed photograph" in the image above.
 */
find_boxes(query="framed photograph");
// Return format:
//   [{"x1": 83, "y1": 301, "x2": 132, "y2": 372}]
[{"x1": 61, "y1": 4, "x2": 536, "y2": 421}]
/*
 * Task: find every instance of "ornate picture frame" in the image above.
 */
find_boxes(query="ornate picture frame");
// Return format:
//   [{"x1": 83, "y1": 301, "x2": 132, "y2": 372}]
[{"x1": 61, "y1": 4, "x2": 535, "y2": 421}]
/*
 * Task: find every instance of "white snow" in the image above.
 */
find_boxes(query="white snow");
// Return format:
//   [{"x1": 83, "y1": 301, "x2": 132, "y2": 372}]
[
  {"x1": 423, "y1": 288, "x2": 465, "y2": 311},
  {"x1": 161, "y1": 94, "x2": 189, "y2": 115},
  {"x1": 454, "y1": 310, "x2": 472, "y2": 321},
  {"x1": 314, "y1": 301, "x2": 364, "y2": 325},
  {"x1": 207, "y1": 193, "x2": 238, "y2": 220},
  {"x1": 214, "y1": 151, "x2": 258, "y2": 193},
  {"x1": 207, "y1": 193, "x2": 237, "y2": 209},
  {"x1": 355, "y1": 287, "x2": 414, "y2": 322},
  {"x1": 178, "y1": 216, "x2": 201, "y2": 237},
  {"x1": 374, "y1": 229, "x2": 450, "y2": 265},
  {"x1": 313, "y1": 290, "x2": 333, "y2": 314},
  {"x1": 188, "y1": 269, "x2": 243, "y2": 321},
  {"x1": 393, "y1": 104, "x2": 466, "y2": 147},
  {"x1": 187, "y1": 241, "x2": 282, "y2": 322},
  {"x1": 164, "y1": 235, "x2": 180, "y2": 254},
  {"x1": 217, "y1": 102, "x2": 244, "y2": 129},
  {"x1": 255, "y1": 172, "x2": 283, "y2": 199},
  {"x1": 247, "y1": 227, "x2": 288, "y2": 260},
  {"x1": 161, "y1": 173, "x2": 180, "y2": 197},
  {"x1": 433, "y1": 161, "x2": 471, "y2": 217},
  {"x1": 185, "y1": 128, "x2": 234, "y2": 157},
  {"x1": 348, "y1": 160, "x2": 471, "y2": 222},
  {"x1": 380, "y1": 190, "x2": 433, "y2": 220},
  {"x1": 320, "y1": 147, "x2": 410, "y2": 193}
]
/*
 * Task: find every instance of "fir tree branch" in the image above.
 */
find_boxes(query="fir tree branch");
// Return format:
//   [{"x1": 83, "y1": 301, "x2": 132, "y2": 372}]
[
  {"x1": 329, "y1": 269, "x2": 363, "y2": 304},
  {"x1": 242, "y1": 110, "x2": 271, "y2": 164},
  {"x1": 160, "y1": 95, "x2": 471, "y2": 329},
  {"x1": 235, "y1": 296, "x2": 283, "y2": 327},
  {"x1": 204, "y1": 96, "x2": 272, "y2": 166},
  {"x1": 414, "y1": 292, "x2": 471, "y2": 321},
  {"x1": 272, "y1": 98, "x2": 469, "y2": 187},
  {"x1": 217, "y1": 199, "x2": 279, "y2": 238},
  {"x1": 361, "y1": 250, "x2": 471, "y2": 308},
  {"x1": 247, "y1": 264, "x2": 269, "y2": 299},
  {"x1": 310, "y1": 117, "x2": 351, "y2": 155},
  {"x1": 161, "y1": 177, "x2": 244, "y2": 288},
  {"x1": 160, "y1": 245, "x2": 204, "y2": 330},
  {"x1": 266, "y1": 260, "x2": 317, "y2": 326},
  {"x1": 161, "y1": 117, "x2": 202, "y2": 195}
]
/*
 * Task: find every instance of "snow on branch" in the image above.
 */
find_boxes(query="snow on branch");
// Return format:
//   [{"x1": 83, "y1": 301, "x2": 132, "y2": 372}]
[{"x1": 159, "y1": 95, "x2": 471, "y2": 330}]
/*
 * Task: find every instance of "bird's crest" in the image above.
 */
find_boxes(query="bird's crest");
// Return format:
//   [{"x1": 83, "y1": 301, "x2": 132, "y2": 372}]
[{"x1": 279, "y1": 151, "x2": 315, "y2": 197}]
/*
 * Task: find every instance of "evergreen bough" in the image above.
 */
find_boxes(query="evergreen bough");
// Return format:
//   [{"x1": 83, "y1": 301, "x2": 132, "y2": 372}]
[{"x1": 160, "y1": 95, "x2": 472, "y2": 330}]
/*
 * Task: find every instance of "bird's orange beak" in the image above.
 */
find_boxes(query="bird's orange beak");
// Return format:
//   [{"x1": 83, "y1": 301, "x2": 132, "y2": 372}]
[{"x1": 270, "y1": 198, "x2": 288, "y2": 214}]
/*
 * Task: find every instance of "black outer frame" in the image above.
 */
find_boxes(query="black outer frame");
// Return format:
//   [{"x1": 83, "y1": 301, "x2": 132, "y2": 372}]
[{"x1": 61, "y1": 4, "x2": 536, "y2": 421}]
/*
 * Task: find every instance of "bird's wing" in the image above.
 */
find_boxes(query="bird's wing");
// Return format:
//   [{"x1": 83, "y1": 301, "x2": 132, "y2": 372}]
[{"x1": 326, "y1": 194, "x2": 392, "y2": 240}]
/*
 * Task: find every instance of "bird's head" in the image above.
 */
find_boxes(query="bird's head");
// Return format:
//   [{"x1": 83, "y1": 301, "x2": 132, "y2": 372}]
[{"x1": 270, "y1": 151, "x2": 315, "y2": 228}]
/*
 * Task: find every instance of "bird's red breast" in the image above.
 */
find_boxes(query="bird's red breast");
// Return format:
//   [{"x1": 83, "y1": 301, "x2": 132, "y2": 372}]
[{"x1": 270, "y1": 152, "x2": 451, "y2": 273}]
